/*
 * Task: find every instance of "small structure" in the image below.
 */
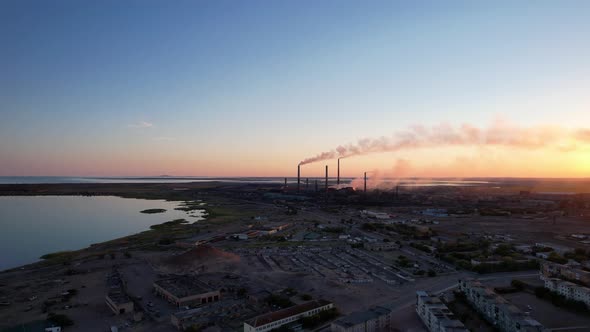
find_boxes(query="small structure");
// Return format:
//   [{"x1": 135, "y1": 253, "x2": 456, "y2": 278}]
[
  {"x1": 106, "y1": 290, "x2": 134, "y2": 315},
  {"x1": 363, "y1": 241, "x2": 399, "y2": 251},
  {"x1": 243, "y1": 300, "x2": 334, "y2": 332},
  {"x1": 105, "y1": 269, "x2": 134, "y2": 315},
  {"x1": 154, "y1": 276, "x2": 221, "y2": 307},
  {"x1": 248, "y1": 290, "x2": 272, "y2": 305},
  {"x1": 331, "y1": 306, "x2": 392, "y2": 332}
]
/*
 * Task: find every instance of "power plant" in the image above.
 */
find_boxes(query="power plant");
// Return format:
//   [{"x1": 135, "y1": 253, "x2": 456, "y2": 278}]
[
  {"x1": 297, "y1": 164, "x2": 301, "y2": 192},
  {"x1": 337, "y1": 158, "x2": 340, "y2": 186},
  {"x1": 325, "y1": 165, "x2": 328, "y2": 192}
]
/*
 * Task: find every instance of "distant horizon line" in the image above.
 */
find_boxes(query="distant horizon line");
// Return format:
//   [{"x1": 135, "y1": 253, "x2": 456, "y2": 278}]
[{"x1": 1, "y1": 175, "x2": 589, "y2": 180}]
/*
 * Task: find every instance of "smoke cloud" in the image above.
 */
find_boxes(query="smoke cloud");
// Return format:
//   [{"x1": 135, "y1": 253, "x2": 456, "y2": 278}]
[{"x1": 299, "y1": 121, "x2": 588, "y2": 165}]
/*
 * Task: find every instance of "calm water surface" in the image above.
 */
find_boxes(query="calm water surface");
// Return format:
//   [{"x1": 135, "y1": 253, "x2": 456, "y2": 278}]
[{"x1": 0, "y1": 196, "x2": 205, "y2": 271}]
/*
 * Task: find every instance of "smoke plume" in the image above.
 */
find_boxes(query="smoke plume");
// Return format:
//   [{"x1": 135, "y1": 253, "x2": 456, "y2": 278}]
[{"x1": 300, "y1": 121, "x2": 588, "y2": 165}]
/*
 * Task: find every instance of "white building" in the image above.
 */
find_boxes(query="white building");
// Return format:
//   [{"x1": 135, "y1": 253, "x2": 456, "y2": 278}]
[
  {"x1": 331, "y1": 306, "x2": 392, "y2": 332},
  {"x1": 545, "y1": 278, "x2": 590, "y2": 306},
  {"x1": 458, "y1": 279, "x2": 545, "y2": 332},
  {"x1": 244, "y1": 300, "x2": 334, "y2": 332},
  {"x1": 415, "y1": 291, "x2": 468, "y2": 332}
]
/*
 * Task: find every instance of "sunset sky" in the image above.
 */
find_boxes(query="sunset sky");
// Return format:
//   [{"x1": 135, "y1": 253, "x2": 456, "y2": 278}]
[{"x1": 2, "y1": 1, "x2": 590, "y2": 178}]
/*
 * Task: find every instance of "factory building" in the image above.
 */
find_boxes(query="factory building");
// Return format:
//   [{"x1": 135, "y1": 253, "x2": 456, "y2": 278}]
[
  {"x1": 330, "y1": 306, "x2": 392, "y2": 332},
  {"x1": 544, "y1": 278, "x2": 590, "y2": 306},
  {"x1": 154, "y1": 276, "x2": 220, "y2": 307},
  {"x1": 458, "y1": 279, "x2": 545, "y2": 332},
  {"x1": 244, "y1": 300, "x2": 334, "y2": 332},
  {"x1": 415, "y1": 291, "x2": 468, "y2": 332},
  {"x1": 541, "y1": 261, "x2": 590, "y2": 286}
]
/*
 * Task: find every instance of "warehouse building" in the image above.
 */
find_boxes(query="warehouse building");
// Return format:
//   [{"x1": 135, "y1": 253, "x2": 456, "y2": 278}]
[
  {"x1": 154, "y1": 276, "x2": 220, "y2": 307},
  {"x1": 244, "y1": 300, "x2": 334, "y2": 332}
]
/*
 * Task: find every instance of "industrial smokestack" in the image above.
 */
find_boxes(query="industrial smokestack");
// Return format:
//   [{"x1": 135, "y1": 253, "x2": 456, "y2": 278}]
[
  {"x1": 306, "y1": 178, "x2": 309, "y2": 189},
  {"x1": 315, "y1": 179, "x2": 318, "y2": 192},
  {"x1": 284, "y1": 178, "x2": 287, "y2": 187},
  {"x1": 297, "y1": 165, "x2": 301, "y2": 192},
  {"x1": 337, "y1": 158, "x2": 340, "y2": 186},
  {"x1": 364, "y1": 172, "x2": 367, "y2": 193},
  {"x1": 325, "y1": 165, "x2": 329, "y2": 192}
]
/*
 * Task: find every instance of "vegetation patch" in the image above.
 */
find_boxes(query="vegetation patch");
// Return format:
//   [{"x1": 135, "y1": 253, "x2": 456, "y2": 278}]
[{"x1": 140, "y1": 208, "x2": 166, "y2": 214}]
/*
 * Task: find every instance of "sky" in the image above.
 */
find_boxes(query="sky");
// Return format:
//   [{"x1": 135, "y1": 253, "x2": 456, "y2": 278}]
[{"x1": 1, "y1": 0, "x2": 590, "y2": 178}]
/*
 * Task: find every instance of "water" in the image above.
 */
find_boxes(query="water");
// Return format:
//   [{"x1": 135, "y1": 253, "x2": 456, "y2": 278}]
[{"x1": 0, "y1": 196, "x2": 206, "y2": 271}]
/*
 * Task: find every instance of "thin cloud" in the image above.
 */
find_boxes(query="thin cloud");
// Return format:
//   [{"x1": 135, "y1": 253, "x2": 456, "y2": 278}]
[
  {"x1": 128, "y1": 121, "x2": 154, "y2": 128},
  {"x1": 152, "y1": 136, "x2": 176, "y2": 141}
]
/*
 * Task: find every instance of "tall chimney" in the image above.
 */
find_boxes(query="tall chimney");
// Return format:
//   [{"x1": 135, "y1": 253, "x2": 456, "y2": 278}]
[
  {"x1": 337, "y1": 158, "x2": 340, "y2": 186},
  {"x1": 364, "y1": 172, "x2": 367, "y2": 193},
  {"x1": 284, "y1": 177, "x2": 287, "y2": 187},
  {"x1": 315, "y1": 179, "x2": 318, "y2": 192},
  {"x1": 306, "y1": 178, "x2": 309, "y2": 189},
  {"x1": 325, "y1": 165, "x2": 329, "y2": 192},
  {"x1": 297, "y1": 165, "x2": 301, "y2": 192}
]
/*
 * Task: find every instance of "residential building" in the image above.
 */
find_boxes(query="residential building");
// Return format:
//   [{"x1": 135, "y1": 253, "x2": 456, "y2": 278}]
[
  {"x1": 331, "y1": 306, "x2": 392, "y2": 332},
  {"x1": 458, "y1": 279, "x2": 545, "y2": 332},
  {"x1": 541, "y1": 262, "x2": 590, "y2": 286},
  {"x1": 244, "y1": 300, "x2": 334, "y2": 332},
  {"x1": 415, "y1": 291, "x2": 468, "y2": 332},
  {"x1": 154, "y1": 276, "x2": 221, "y2": 307},
  {"x1": 544, "y1": 278, "x2": 590, "y2": 306}
]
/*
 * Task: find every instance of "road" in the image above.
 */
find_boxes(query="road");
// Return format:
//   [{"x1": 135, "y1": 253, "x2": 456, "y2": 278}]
[{"x1": 384, "y1": 269, "x2": 540, "y2": 313}]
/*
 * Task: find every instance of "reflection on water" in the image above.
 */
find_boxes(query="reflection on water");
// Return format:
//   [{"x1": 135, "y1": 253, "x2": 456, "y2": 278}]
[{"x1": 0, "y1": 196, "x2": 205, "y2": 271}]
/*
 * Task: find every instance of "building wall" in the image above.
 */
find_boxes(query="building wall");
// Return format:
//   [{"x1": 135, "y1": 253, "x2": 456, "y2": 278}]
[
  {"x1": 459, "y1": 280, "x2": 544, "y2": 332},
  {"x1": 415, "y1": 293, "x2": 467, "y2": 332},
  {"x1": 330, "y1": 313, "x2": 390, "y2": 332},
  {"x1": 545, "y1": 278, "x2": 590, "y2": 306},
  {"x1": 105, "y1": 295, "x2": 134, "y2": 315},
  {"x1": 153, "y1": 283, "x2": 220, "y2": 307},
  {"x1": 541, "y1": 262, "x2": 590, "y2": 286}
]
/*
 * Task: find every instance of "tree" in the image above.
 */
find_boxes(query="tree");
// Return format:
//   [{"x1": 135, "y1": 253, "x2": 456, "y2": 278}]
[
  {"x1": 48, "y1": 313, "x2": 74, "y2": 327},
  {"x1": 511, "y1": 279, "x2": 526, "y2": 291}
]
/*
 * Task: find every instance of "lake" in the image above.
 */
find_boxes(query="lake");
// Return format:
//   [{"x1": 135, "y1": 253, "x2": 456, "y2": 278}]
[{"x1": 0, "y1": 196, "x2": 206, "y2": 271}]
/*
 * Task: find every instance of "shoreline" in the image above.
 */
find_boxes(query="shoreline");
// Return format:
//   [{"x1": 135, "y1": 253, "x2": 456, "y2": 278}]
[{"x1": 0, "y1": 182, "x2": 244, "y2": 273}]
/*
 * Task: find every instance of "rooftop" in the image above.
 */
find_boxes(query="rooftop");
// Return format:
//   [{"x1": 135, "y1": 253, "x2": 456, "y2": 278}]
[
  {"x1": 245, "y1": 300, "x2": 332, "y2": 328},
  {"x1": 331, "y1": 306, "x2": 391, "y2": 327},
  {"x1": 461, "y1": 279, "x2": 544, "y2": 328},
  {"x1": 107, "y1": 289, "x2": 132, "y2": 305},
  {"x1": 154, "y1": 276, "x2": 212, "y2": 298}
]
